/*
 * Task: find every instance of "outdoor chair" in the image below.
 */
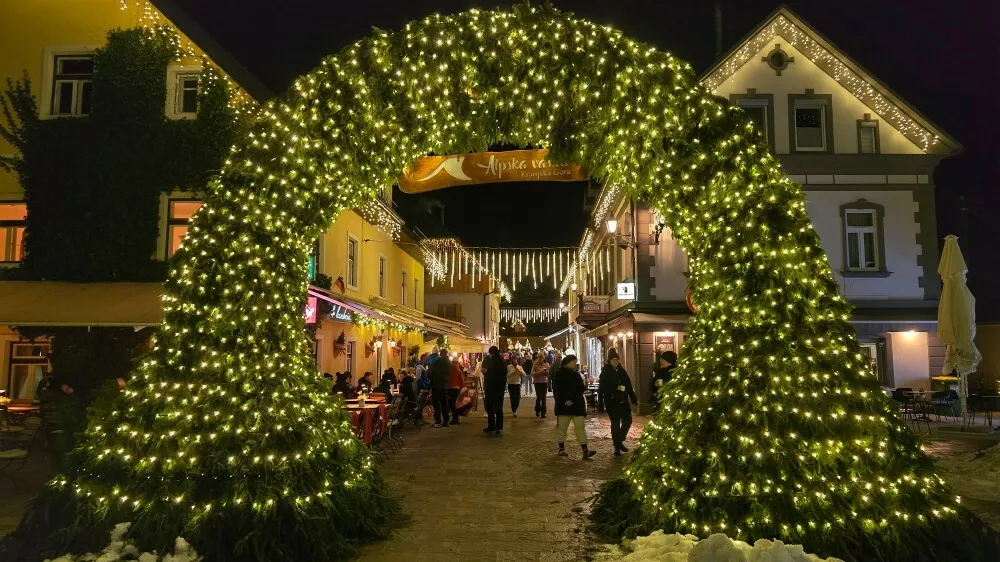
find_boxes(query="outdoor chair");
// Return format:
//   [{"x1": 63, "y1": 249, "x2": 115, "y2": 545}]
[
  {"x1": 929, "y1": 390, "x2": 959, "y2": 421},
  {"x1": 401, "y1": 390, "x2": 429, "y2": 429},
  {"x1": 383, "y1": 395, "x2": 406, "y2": 451},
  {"x1": 2, "y1": 416, "x2": 44, "y2": 450},
  {"x1": 367, "y1": 405, "x2": 390, "y2": 462},
  {"x1": 0, "y1": 448, "x2": 30, "y2": 490}
]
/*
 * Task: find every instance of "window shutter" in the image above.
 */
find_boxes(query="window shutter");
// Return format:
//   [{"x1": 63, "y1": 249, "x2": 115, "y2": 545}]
[
  {"x1": 859, "y1": 126, "x2": 876, "y2": 154},
  {"x1": 456, "y1": 304, "x2": 462, "y2": 321}
]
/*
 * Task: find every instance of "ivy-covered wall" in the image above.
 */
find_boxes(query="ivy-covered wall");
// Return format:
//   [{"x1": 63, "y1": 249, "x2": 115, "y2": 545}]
[{"x1": 0, "y1": 27, "x2": 244, "y2": 281}]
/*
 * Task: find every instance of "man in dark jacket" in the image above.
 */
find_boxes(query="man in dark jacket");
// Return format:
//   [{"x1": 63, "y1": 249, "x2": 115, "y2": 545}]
[
  {"x1": 332, "y1": 372, "x2": 356, "y2": 399},
  {"x1": 650, "y1": 350, "x2": 677, "y2": 411},
  {"x1": 598, "y1": 349, "x2": 637, "y2": 455},
  {"x1": 552, "y1": 355, "x2": 595, "y2": 459},
  {"x1": 482, "y1": 346, "x2": 507, "y2": 435},
  {"x1": 430, "y1": 350, "x2": 452, "y2": 427}
]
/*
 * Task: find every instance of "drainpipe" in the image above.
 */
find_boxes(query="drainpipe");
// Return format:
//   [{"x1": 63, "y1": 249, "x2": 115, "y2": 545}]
[{"x1": 483, "y1": 289, "x2": 497, "y2": 349}]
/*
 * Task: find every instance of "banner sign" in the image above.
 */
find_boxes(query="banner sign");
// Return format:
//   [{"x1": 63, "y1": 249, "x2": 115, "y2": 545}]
[
  {"x1": 581, "y1": 295, "x2": 610, "y2": 314},
  {"x1": 398, "y1": 149, "x2": 586, "y2": 193},
  {"x1": 304, "y1": 296, "x2": 318, "y2": 324},
  {"x1": 330, "y1": 303, "x2": 353, "y2": 322}
]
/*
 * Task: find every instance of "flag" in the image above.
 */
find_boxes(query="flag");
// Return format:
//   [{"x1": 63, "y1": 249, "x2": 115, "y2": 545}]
[{"x1": 334, "y1": 276, "x2": 345, "y2": 293}]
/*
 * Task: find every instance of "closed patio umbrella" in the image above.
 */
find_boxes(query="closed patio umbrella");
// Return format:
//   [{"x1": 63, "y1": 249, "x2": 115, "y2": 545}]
[{"x1": 936, "y1": 235, "x2": 982, "y2": 425}]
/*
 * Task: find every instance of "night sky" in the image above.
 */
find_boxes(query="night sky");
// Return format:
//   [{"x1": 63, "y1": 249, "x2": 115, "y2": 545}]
[{"x1": 170, "y1": 0, "x2": 999, "y2": 317}]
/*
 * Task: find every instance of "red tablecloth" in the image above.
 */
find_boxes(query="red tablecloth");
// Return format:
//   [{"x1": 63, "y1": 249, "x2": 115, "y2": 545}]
[{"x1": 345, "y1": 404, "x2": 382, "y2": 444}]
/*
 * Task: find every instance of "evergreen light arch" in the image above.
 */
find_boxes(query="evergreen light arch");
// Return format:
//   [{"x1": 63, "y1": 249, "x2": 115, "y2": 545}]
[{"x1": 30, "y1": 4, "x2": 991, "y2": 561}]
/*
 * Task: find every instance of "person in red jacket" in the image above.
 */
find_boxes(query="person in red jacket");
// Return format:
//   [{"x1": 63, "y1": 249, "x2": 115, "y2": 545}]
[{"x1": 447, "y1": 356, "x2": 465, "y2": 424}]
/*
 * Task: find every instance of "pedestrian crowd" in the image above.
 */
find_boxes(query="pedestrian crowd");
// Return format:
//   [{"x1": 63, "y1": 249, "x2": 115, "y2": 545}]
[{"x1": 324, "y1": 344, "x2": 678, "y2": 460}]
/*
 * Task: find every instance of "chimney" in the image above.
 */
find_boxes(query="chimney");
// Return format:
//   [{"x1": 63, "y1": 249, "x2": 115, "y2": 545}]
[{"x1": 714, "y1": 4, "x2": 724, "y2": 58}]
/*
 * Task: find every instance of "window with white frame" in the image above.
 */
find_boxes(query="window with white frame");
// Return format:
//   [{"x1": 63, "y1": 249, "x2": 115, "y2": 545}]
[
  {"x1": 845, "y1": 210, "x2": 878, "y2": 270},
  {"x1": 174, "y1": 73, "x2": 200, "y2": 116},
  {"x1": 167, "y1": 200, "x2": 203, "y2": 258},
  {"x1": 793, "y1": 100, "x2": 828, "y2": 152},
  {"x1": 737, "y1": 99, "x2": 770, "y2": 145},
  {"x1": 414, "y1": 278, "x2": 419, "y2": 309},
  {"x1": 345, "y1": 341, "x2": 355, "y2": 374},
  {"x1": 401, "y1": 269, "x2": 407, "y2": 305},
  {"x1": 858, "y1": 341, "x2": 887, "y2": 385},
  {"x1": 378, "y1": 255, "x2": 387, "y2": 297},
  {"x1": 51, "y1": 55, "x2": 94, "y2": 116},
  {"x1": 347, "y1": 235, "x2": 359, "y2": 288}
]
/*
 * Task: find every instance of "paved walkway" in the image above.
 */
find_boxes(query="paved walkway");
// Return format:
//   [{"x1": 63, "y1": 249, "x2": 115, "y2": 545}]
[{"x1": 357, "y1": 395, "x2": 647, "y2": 562}]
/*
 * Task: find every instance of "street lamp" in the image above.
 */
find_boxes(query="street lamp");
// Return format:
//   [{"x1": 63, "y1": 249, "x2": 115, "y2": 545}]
[
  {"x1": 559, "y1": 302, "x2": 565, "y2": 309},
  {"x1": 605, "y1": 218, "x2": 618, "y2": 234},
  {"x1": 570, "y1": 282, "x2": 578, "y2": 292}
]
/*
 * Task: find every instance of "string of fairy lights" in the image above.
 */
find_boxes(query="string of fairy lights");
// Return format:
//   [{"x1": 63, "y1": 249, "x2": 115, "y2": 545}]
[
  {"x1": 499, "y1": 307, "x2": 567, "y2": 324},
  {"x1": 700, "y1": 13, "x2": 951, "y2": 153},
  {"x1": 67, "y1": 4, "x2": 967, "y2": 560}
]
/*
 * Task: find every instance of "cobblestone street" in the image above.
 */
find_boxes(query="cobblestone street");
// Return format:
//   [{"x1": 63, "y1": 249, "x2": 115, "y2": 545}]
[{"x1": 357, "y1": 395, "x2": 647, "y2": 562}]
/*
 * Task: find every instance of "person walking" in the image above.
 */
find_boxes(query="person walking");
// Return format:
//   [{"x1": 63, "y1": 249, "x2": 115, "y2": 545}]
[
  {"x1": 506, "y1": 357, "x2": 525, "y2": 417},
  {"x1": 599, "y1": 349, "x2": 637, "y2": 455},
  {"x1": 482, "y1": 346, "x2": 506, "y2": 435},
  {"x1": 547, "y1": 350, "x2": 562, "y2": 419},
  {"x1": 531, "y1": 353, "x2": 551, "y2": 418},
  {"x1": 430, "y1": 350, "x2": 452, "y2": 428},
  {"x1": 448, "y1": 356, "x2": 464, "y2": 425},
  {"x1": 650, "y1": 350, "x2": 677, "y2": 411},
  {"x1": 551, "y1": 355, "x2": 595, "y2": 459},
  {"x1": 521, "y1": 353, "x2": 534, "y2": 396}
]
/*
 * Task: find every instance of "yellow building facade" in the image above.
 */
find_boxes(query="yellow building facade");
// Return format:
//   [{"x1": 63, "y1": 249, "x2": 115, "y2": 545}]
[
  {"x1": 311, "y1": 202, "x2": 428, "y2": 379},
  {"x1": 0, "y1": 0, "x2": 430, "y2": 397}
]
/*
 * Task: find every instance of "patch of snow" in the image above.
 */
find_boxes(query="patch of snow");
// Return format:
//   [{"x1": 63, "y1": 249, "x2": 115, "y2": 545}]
[
  {"x1": 594, "y1": 530, "x2": 844, "y2": 562},
  {"x1": 44, "y1": 523, "x2": 201, "y2": 562}
]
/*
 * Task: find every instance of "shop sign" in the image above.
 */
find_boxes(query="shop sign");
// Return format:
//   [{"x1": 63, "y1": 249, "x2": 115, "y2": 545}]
[
  {"x1": 398, "y1": 149, "x2": 586, "y2": 193},
  {"x1": 616, "y1": 282, "x2": 635, "y2": 301},
  {"x1": 655, "y1": 333, "x2": 676, "y2": 353},
  {"x1": 330, "y1": 304, "x2": 353, "y2": 322},
  {"x1": 581, "y1": 295, "x2": 610, "y2": 314},
  {"x1": 304, "y1": 296, "x2": 317, "y2": 324}
]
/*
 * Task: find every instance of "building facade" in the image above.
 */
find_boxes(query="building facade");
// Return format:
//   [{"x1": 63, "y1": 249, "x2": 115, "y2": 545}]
[
  {"x1": 0, "y1": 0, "x2": 437, "y2": 399},
  {"x1": 568, "y1": 7, "x2": 959, "y2": 413}
]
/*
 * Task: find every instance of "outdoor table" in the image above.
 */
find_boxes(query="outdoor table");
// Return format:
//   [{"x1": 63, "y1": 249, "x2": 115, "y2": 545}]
[
  {"x1": 5, "y1": 405, "x2": 40, "y2": 414},
  {"x1": 344, "y1": 397, "x2": 385, "y2": 405},
  {"x1": 2, "y1": 404, "x2": 40, "y2": 425},
  {"x1": 344, "y1": 404, "x2": 382, "y2": 444}
]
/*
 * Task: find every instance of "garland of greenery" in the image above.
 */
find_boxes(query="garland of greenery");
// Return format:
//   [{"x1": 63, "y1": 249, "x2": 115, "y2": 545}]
[{"x1": 13, "y1": 5, "x2": 993, "y2": 562}]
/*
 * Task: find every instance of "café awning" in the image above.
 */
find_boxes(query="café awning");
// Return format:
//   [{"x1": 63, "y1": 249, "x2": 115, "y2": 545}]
[
  {"x1": 308, "y1": 287, "x2": 471, "y2": 339},
  {"x1": 421, "y1": 334, "x2": 485, "y2": 354},
  {"x1": 0, "y1": 281, "x2": 163, "y2": 327},
  {"x1": 544, "y1": 326, "x2": 572, "y2": 340}
]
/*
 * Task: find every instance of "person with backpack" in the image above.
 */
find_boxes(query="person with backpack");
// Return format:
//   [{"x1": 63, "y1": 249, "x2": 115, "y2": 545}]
[
  {"x1": 551, "y1": 355, "x2": 595, "y2": 459},
  {"x1": 599, "y1": 349, "x2": 637, "y2": 456}
]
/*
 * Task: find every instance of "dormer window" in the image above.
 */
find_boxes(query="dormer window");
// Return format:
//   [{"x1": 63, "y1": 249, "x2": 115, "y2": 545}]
[
  {"x1": 731, "y1": 91, "x2": 775, "y2": 151},
  {"x1": 857, "y1": 114, "x2": 880, "y2": 154},
  {"x1": 789, "y1": 93, "x2": 833, "y2": 153}
]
